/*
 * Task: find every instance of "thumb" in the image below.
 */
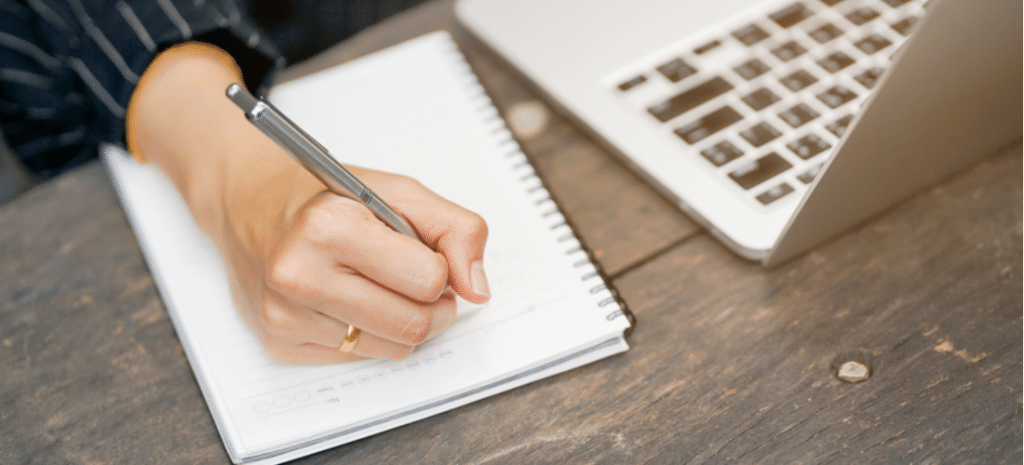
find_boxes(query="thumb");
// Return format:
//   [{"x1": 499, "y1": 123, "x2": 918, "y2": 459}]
[{"x1": 428, "y1": 208, "x2": 490, "y2": 303}]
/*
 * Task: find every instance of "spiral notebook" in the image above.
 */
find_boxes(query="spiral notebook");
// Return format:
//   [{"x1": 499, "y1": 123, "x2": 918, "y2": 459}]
[{"x1": 103, "y1": 31, "x2": 635, "y2": 464}]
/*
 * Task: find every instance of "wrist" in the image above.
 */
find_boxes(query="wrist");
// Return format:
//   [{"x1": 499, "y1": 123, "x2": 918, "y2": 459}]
[
  {"x1": 126, "y1": 42, "x2": 243, "y2": 163},
  {"x1": 126, "y1": 42, "x2": 250, "y2": 240}
]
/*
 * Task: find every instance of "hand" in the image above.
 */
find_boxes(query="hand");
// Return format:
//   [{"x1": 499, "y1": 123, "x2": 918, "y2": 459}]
[
  {"x1": 220, "y1": 164, "x2": 491, "y2": 364},
  {"x1": 126, "y1": 43, "x2": 490, "y2": 364}
]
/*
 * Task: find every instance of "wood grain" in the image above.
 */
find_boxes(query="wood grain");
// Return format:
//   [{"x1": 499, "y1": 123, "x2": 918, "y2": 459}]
[
  {"x1": 287, "y1": 146, "x2": 1021, "y2": 465},
  {"x1": 605, "y1": 146, "x2": 1022, "y2": 464},
  {"x1": 0, "y1": 0, "x2": 1019, "y2": 463},
  {"x1": 0, "y1": 163, "x2": 230, "y2": 463}
]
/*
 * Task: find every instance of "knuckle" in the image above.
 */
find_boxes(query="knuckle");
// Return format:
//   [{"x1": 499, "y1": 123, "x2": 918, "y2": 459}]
[
  {"x1": 298, "y1": 210, "x2": 332, "y2": 246},
  {"x1": 300, "y1": 209, "x2": 343, "y2": 247},
  {"x1": 297, "y1": 200, "x2": 367, "y2": 248},
  {"x1": 456, "y1": 209, "x2": 489, "y2": 239},
  {"x1": 392, "y1": 174, "x2": 424, "y2": 193},
  {"x1": 419, "y1": 254, "x2": 449, "y2": 298},
  {"x1": 266, "y1": 254, "x2": 307, "y2": 296},
  {"x1": 259, "y1": 301, "x2": 295, "y2": 336},
  {"x1": 400, "y1": 312, "x2": 432, "y2": 345}
]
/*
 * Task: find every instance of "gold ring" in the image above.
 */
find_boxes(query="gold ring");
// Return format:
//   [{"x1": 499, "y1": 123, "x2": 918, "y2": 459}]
[{"x1": 338, "y1": 325, "x2": 361, "y2": 353}]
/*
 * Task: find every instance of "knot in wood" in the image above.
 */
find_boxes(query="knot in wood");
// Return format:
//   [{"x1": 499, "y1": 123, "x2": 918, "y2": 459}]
[{"x1": 836, "y1": 360, "x2": 872, "y2": 383}]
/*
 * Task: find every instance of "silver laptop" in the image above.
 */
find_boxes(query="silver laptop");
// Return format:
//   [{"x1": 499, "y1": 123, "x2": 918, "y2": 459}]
[{"x1": 456, "y1": 0, "x2": 1021, "y2": 266}]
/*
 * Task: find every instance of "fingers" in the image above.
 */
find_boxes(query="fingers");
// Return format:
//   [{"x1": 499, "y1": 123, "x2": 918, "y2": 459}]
[
  {"x1": 259, "y1": 306, "x2": 416, "y2": 363},
  {"x1": 325, "y1": 275, "x2": 458, "y2": 345},
  {"x1": 424, "y1": 207, "x2": 491, "y2": 304},
  {"x1": 256, "y1": 289, "x2": 457, "y2": 363},
  {"x1": 358, "y1": 171, "x2": 492, "y2": 304},
  {"x1": 288, "y1": 193, "x2": 450, "y2": 302},
  {"x1": 272, "y1": 268, "x2": 459, "y2": 346}
]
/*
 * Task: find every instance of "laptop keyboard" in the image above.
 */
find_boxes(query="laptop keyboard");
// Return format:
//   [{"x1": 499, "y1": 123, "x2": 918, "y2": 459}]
[{"x1": 611, "y1": 0, "x2": 927, "y2": 207}]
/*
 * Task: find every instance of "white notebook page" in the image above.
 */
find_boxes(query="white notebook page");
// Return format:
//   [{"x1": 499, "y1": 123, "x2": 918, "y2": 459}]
[{"x1": 105, "y1": 32, "x2": 631, "y2": 464}]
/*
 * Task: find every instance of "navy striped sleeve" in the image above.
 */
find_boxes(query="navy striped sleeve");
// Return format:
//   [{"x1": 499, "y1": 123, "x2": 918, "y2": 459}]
[{"x1": 0, "y1": 0, "x2": 283, "y2": 179}]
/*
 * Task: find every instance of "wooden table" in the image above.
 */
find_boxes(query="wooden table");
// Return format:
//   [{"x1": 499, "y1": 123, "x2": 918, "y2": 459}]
[{"x1": 2, "y1": 1, "x2": 1020, "y2": 463}]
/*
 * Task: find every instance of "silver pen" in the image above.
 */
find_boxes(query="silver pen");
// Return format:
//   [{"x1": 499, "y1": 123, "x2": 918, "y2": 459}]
[{"x1": 226, "y1": 83, "x2": 424, "y2": 243}]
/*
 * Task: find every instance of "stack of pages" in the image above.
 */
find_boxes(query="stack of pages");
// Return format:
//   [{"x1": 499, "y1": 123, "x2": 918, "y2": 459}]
[{"x1": 105, "y1": 31, "x2": 634, "y2": 464}]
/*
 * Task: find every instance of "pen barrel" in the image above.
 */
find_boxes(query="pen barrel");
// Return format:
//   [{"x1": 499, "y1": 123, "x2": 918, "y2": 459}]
[{"x1": 244, "y1": 99, "x2": 424, "y2": 243}]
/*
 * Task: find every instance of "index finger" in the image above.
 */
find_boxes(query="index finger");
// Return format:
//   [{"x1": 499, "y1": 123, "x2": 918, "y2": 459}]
[
  {"x1": 349, "y1": 168, "x2": 491, "y2": 304},
  {"x1": 294, "y1": 193, "x2": 451, "y2": 303}
]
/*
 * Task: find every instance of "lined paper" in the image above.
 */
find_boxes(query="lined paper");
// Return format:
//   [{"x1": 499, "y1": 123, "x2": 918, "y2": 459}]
[{"x1": 105, "y1": 32, "x2": 630, "y2": 464}]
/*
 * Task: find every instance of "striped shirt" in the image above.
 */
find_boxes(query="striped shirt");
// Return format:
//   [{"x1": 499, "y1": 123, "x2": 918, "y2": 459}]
[
  {"x1": 0, "y1": 0, "x2": 427, "y2": 180},
  {"x1": 0, "y1": 0, "x2": 283, "y2": 179}
]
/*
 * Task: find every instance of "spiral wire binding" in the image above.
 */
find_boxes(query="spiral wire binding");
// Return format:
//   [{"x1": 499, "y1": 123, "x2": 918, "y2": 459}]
[{"x1": 436, "y1": 37, "x2": 636, "y2": 339}]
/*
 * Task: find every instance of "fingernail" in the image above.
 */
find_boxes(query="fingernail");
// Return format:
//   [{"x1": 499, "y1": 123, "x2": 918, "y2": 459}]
[{"x1": 470, "y1": 260, "x2": 490, "y2": 299}]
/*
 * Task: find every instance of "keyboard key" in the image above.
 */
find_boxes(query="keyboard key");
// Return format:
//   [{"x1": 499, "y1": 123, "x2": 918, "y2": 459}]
[
  {"x1": 757, "y1": 182, "x2": 795, "y2": 204},
  {"x1": 778, "y1": 103, "x2": 820, "y2": 127},
  {"x1": 694, "y1": 39, "x2": 723, "y2": 55},
  {"x1": 780, "y1": 69, "x2": 818, "y2": 91},
  {"x1": 854, "y1": 33, "x2": 893, "y2": 54},
  {"x1": 826, "y1": 114, "x2": 854, "y2": 137},
  {"x1": 845, "y1": 7, "x2": 880, "y2": 25},
  {"x1": 817, "y1": 51, "x2": 856, "y2": 73},
  {"x1": 733, "y1": 58, "x2": 772, "y2": 80},
  {"x1": 816, "y1": 85, "x2": 858, "y2": 108},
  {"x1": 771, "y1": 41, "x2": 808, "y2": 62},
  {"x1": 797, "y1": 164, "x2": 823, "y2": 184},
  {"x1": 770, "y1": 3, "x2": 814, "y2": 28},
  {"x1": 809, "y1": 23, "x2": 843, "y2": 43},
  {"x1": 891, "y1": 17, "x2": 917, "y2": 36},
  {"x1": 881, "y1": 0, "x2": 913, "y2": 7},
  {"x1": 675, "y1": 106, "x2": 744, "y2": 144},
  {"x1": 618, "y1": 75, "x2": 648, "y2": 92},
  {"x1": 740, "y1": 122, "x2": 782, "y2": 147},
  {"x1": 741, "y1": 87, "x2": 781, "y2": 111},
  {"x1": 729, "y1": 152, "x2": 793, "y2": 189},
  {"x1": 786, "y1": 133, "x2": 832, "y2": 159},
  {"x1": 854, "y1": 66, "x2": 885, "y2": 89},
  {"x1": 648, "y1": 77, "x2": 734, "y2": 123},
  {"x1": 657, "y1": 58, "x2": 698, "y2": 82},
  {"x1": 732, "y1": 24, "x2": 770, "y2": 45},
  {"x1": 700, "y1": 140, "x2": 744, "y2": 166}
]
